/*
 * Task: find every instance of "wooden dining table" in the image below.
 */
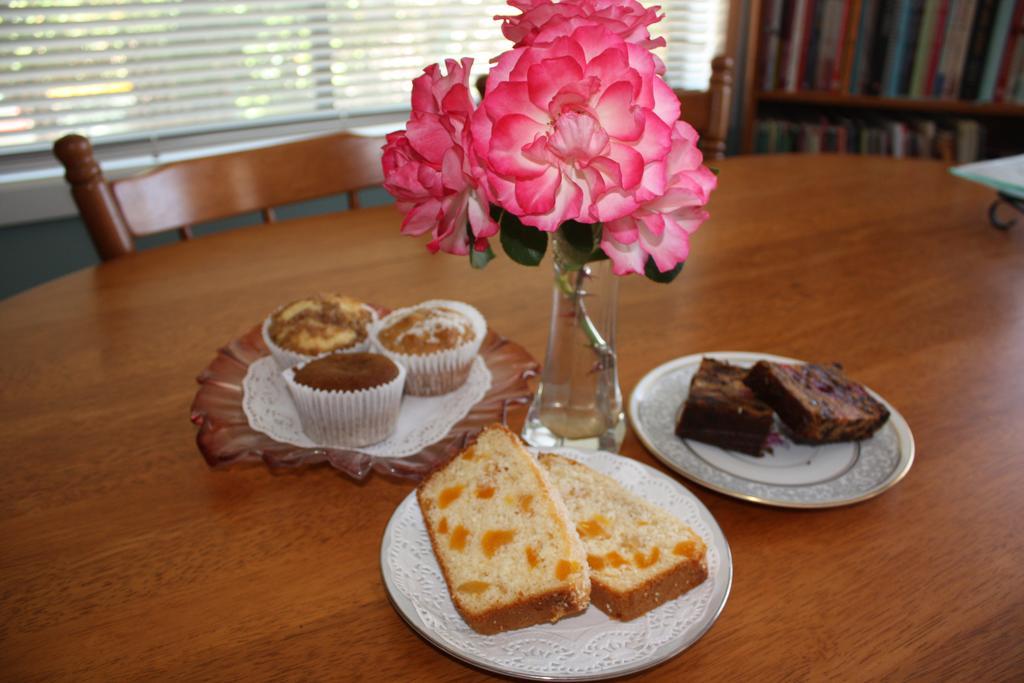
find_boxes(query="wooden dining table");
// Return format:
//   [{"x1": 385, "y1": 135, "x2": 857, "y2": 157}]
[{"x1": 2, "y1": 154, "x2": 1022, "y2": 680}]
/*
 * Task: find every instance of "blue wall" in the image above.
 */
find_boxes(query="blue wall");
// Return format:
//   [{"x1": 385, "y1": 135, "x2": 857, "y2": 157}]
[
  {"x1": 1, "y1": 214, "x2": 105, "y2": 299},
  {"x1": 0, "y1": 189, "x2": 394, "y2": 300}
]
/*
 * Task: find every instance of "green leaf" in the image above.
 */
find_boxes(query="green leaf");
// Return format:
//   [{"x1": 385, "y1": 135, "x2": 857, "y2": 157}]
[
  {"x1": 467, "y1": 222, "x2": 495, "y2": 269},
  {"x1": 561, "y1": 219, "x2": 597, "y2": 253},
  {"x1": 708, "y1": 166, "x2": 720, "y2": 176},
  {"x1": 469, "y1": 243, "x2": 495, "y2": 269},
  {"x1": 587, "y1": 223, "x2": 608, "y2": 261},
  {"x1": 644, "y1": 258, "x2": 684, "y2": 284},
  {"x1": 557, "y1": 220, "x2": 603, "y2": 271},
  {"x1": 499, "y1": 212, "x2": 547, "y2": 266}
]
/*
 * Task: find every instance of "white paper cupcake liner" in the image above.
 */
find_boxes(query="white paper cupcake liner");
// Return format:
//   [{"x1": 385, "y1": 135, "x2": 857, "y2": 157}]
[
  {"x1": 282, "y1": 355, "x2": 406, "y2": 448},
  {"x1": 262, "y1": 304, "x2": 378, "y2": 370},
  {"x1": 370, "y1": 299, "x2": 487, "y2": 396}
]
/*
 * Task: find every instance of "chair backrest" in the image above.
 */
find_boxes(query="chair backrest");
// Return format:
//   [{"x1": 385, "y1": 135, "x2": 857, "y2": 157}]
[
  {"x1": 674, "y1": 56, "x2": 734, "y2": 161},
  {"x1": 53, "y1": 131, "x2": 386, "y2": 261}
]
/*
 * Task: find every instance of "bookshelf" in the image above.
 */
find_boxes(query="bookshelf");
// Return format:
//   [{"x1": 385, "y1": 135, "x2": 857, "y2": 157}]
[
  {"x1": 757, "y1": 90, "x2": 1024, "y2": 116},
  {"x1": 741, "y1": 0, "x2": 1024, "y2": 159}
]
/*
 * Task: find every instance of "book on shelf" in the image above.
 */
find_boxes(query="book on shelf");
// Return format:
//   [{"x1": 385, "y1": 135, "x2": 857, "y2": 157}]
[
  {"x1": 754, "y1": 114, "x2": 987, "y2": 162},
  {"x1": 761, "y1": 0, "x2": 788, "y2": 90},
  {"x1": 782, "y1": 0, "x2": 810, "y2": 91},
  {"x1": 894, "y1": 0, "x2": 927, "y2": 96},
  {"x1": 909, "y1": 0, "x2": 943, "y2": 97},
  {"x1": 848, "y1": 0, "x2": 880, "y2": 92},
  {"x1": 799, "y1": 0, "x2": 821, "y2": 91},
  {"x1": 995, "y1": 1, "x2": 1024, "y2": 101},
  {"x1": 758, "y1": 0, "x2": 1024, "y2": 103},
  {"x1": 865, "y1": 1, "x2": 896, "y2": 95},
  {"x1": 923, "y1": 0, "x2": 953, "y2": 97},
  {"x1": 978, "y1": 0, "x2": 1020, "y2": 100},
  {"x1": 838, "y1": 0, "x2": 864, "y2": 91},
  {"x1": 881, "y1": 0, "x2": 913, "y2": 97},
  {"x1": 961, "y1": 0, "x2": 1000, "y2": 100},
  {"x1": 935, "y1": 0, "x2": 974, "y2": 99}
]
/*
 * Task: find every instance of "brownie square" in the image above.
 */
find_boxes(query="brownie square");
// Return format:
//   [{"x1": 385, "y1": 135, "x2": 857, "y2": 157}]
[
  {"x1": 676, "y1": 358, "x2": 775, "y2": 456},
  {"x1": 743, "y1": 361, "x2": 890, "y2": 443}
]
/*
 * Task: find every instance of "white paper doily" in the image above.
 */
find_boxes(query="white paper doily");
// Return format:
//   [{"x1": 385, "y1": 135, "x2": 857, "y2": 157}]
[
  {"x1": 380, "y1": 447, "x2": 732, "y2": 680},
  {"x1": 242, "y1": 355, "x2": 492, "y2": 458}
]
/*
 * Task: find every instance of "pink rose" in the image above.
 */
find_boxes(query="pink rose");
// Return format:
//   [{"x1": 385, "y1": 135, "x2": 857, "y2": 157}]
[
  {"x1": 600, "y1": 121, "x2": 717, "y2": 275},
  {"x1": 382, "y1": 58, "x2": 497, "y2": 255},
  {"x1": 471, "y1": 25, "x2": 680, "y2": 232},
  {"x1": 500, "y1": 0, "x2": 665, "y2": 54}
]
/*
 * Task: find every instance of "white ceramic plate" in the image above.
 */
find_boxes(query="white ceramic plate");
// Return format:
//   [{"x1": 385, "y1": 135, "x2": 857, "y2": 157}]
[
  {"x1": 628, "y1": 351, "x2": 914, "y2": 508},
  {"x1": 380, "y1": 447, "x2": 732, "y2": 680}
]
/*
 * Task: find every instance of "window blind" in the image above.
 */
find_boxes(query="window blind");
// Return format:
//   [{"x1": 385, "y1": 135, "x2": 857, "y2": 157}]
[{"x1": 0, "y1": 0, "x2": 727, "y2": 157}]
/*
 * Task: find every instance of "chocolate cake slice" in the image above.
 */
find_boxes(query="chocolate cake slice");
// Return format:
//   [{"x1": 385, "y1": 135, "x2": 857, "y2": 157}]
[
  {"x1": 676, "y1": 358, "x2": 775, "y2": 456},
  {"x1": 743, "y1": 361, "x2": 889, "y2": 443}
]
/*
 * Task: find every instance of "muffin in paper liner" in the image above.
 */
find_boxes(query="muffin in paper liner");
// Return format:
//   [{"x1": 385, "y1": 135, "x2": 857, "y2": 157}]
[
  {"x1": 262, "y1": 303, "x2": 378, "y2": 370},
  {"x1": 371, "y1": 300, "x2": 487, "y2": 396},
  {"x1": 282, "y1": 355, "x2": 406, "y2": 447}
]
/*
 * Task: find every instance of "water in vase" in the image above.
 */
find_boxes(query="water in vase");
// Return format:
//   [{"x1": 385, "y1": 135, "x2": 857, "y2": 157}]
[{"x1": 522, "y1": 254, "x2": 625, "y2": 452}]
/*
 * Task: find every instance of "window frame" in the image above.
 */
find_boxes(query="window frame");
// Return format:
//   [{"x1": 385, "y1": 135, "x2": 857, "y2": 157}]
[{"x1": 0, "y1": 0, "x2": 735, "y2": 228}]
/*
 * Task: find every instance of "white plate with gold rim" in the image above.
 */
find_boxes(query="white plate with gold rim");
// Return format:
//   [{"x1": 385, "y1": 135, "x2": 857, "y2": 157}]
[
  {"x1": 628, "y1": 351, "x2": 915, "y2": 508},
  {"x1": 380, "y1": 447, "x2": 731, "y2": 680}
]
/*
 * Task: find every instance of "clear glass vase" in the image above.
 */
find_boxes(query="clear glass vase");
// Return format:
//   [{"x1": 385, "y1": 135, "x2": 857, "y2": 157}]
[{"x1": 521, "y1": 232, "x2": 625, "y2": 452}]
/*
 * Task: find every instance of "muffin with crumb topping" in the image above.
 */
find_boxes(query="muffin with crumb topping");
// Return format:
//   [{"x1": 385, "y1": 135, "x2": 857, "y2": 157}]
[
  {"x1": 262, "y1": 293, "x2": 376, "y2": 368},
  {"x1": 372, "y1": 300, "x2": 486, "y2": 396}
]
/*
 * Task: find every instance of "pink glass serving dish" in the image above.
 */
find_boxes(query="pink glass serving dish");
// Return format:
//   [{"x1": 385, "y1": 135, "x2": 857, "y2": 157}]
[{"x1": 190, "y1": 320, "x2": 538, "y2": 482}]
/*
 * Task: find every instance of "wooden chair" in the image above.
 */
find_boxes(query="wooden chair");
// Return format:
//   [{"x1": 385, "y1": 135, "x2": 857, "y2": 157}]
[
  {"x1": 53, "y1": 132, "x2": 386, "y2": 261},
  {"x1": 674, "y1": 56, "x2": 734, "y2": 161},
  {"x1": 475, "y1": 55, "x2": 734, "y2": 161}
]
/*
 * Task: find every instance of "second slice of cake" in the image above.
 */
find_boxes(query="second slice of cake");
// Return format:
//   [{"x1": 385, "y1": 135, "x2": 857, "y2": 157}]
[
  {"x1": 743, "y1": 360, "x2": 890, "y2": 443},
  {"x1": 417, "y1": 425, "x2": 590, "y2": 635},
  {"x1": 538, "y1": 453, "x2": 708, "y2": 621}
]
